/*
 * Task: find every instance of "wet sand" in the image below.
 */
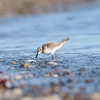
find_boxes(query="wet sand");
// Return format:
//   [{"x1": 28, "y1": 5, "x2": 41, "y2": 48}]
[{"x1": 0, "y1": 52, "x2": 100, "y2": 100}]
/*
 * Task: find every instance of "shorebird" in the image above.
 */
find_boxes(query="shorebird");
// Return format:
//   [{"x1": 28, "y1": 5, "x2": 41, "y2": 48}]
[{"x1": 35, "y1": 37, "x2": 69, "y2": 59}]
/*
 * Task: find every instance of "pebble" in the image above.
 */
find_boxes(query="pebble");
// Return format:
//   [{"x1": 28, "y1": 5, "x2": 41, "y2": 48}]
[
  {"x1": 87, "y1": 92, "x2": 100, "y2": 100},
  {"x1": 63, "y1": 70, "x2": 70, "y2": 75},
  {"x1": 44, "y1": 72, "x2": 53, "y2": 77},
  {"x1": 13, "y1": 88, "x2": 22, "y2": 96},
  {"x1": 40, "y1": 94, "x2": 61, "y2": 100},
  {"x1": 20, "y1": 97, "x2": 33, "y2": 100},
  {"x1": 11, "y1": 61, "x2": 17, "y2": 64},
  {"x1": 65, "y1": 70, "x2": 70, "y2": 73},
  {"x1": 85, "y1": 79, "x2": 93, "y2": 83},
  {"x1": 55, "y1": 69, "x2": 60, "y2": 73},
  {"x1": 0, "y1": 71, "x2": 5, "y2": 74},
  {"x1": 69, "y1": 73, "x2": 75, "y2": 77},
  {"x1": 52, "y1": 74, "x2": 59, "y2": 77},
  {"x1": 15, "y1": 75, "x2": 22, "y2": 80},
  {"x1": 26, "y1": 60, "x2": 36, "y2": 63},
  {"x1": 79, "y1": 67, "x2": 86, "y2": 71},
  {"x1": 21, "y1": 63, "x2": 30, "y2": 68},
  {"x1": 48, "y1": 62, "x2": 57, "y2": 65},
  {"x1": 5, "y1": 81, "x2": 12, "y2": 88},
  {"x1": 47, "y1": 94, "x2": 61, "y2": 100},
  {"x1": 54, "y1": 84, "x2": 61, "y2": 92}
]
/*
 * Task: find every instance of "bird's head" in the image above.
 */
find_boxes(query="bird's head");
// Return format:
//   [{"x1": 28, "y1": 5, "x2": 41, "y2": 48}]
[{"x1": 35, "y1": 47, "x2": 42, "y2": 58}]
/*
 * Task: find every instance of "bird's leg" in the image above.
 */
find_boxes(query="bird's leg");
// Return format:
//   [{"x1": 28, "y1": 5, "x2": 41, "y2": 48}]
[
  {"x1": 55, "y1": 53, "x2": 57, "y2": 59},
  {"x1": 52, "y1": 55, "x2": 54, "y2": 60}
]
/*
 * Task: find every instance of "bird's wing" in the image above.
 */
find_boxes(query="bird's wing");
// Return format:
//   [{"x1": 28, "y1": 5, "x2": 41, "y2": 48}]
[{"x1": 42, "y1": 42, "x2": 60, "y2": 50}]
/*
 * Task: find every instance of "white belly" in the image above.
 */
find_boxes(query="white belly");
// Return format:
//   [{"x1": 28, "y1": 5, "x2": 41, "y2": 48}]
[
  {"x1": 51, "y1": 45, "x2": 62, "y2": 54},
  {"x1": 43, "y1": 48, "x2": 51, "y2": 54},
  {"x1": 43, "y1": 44, "x2": 63, "y2": 54}
]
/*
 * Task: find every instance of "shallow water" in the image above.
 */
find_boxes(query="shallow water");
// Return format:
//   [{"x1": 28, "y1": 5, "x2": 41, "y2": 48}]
[{"x1": 0, "y1": 1, "x2": 100, "y2": 98}]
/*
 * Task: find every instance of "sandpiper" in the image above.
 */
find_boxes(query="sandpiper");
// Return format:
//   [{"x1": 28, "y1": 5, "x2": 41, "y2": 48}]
[{"x1": 35, "y1": 37, "x2": 69, "y2": 59}]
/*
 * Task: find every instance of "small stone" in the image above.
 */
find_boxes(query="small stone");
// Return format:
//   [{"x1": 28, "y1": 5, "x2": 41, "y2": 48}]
[
  {"x1": 48, "y1": 62, "x2": 57, "y2": 65},
  {"x1": 79, "y1": 67, "x2": 86, "y2": 71},
  {"x1": 21, "y1": 63, "x2": 30, "y2": 68},
  {"x1": 85, "y1": 79, "x2": 93, "y2": 83},
  {"x1": 52, "y1": 74, "x2": 58, "y2": 77},
  {"x1": 44, "y1": 72, "x2": 53, "y2": 77},
  {"x1": 87, "y1": 92, "x2": 100, "y2": 100},
  {"x1": 13, "y1": 88, "x2": 22, "y2": 96},
  {"x1": 26, "y1": 60, "x2": 36, "y2": 63},
  {"x1": 55, "y1": 69, "x2": 60, "y2": 73},
  {"x1": 42, "y1": 94, "x2": 61, "y2": 100},
  {"x1": 0, "y1": 71, "x2": 5, "y2": 74},
  {"x1": 54, "y1": 84, "x2": 61, "y2": 92},
  {"x1": 11, "y1": 61, "x2": 17, "y2": 64},
  {"x1": 66, "y1": 70, "x2": 70, "y2": 73},
  {"x1": 5, "y1": 81, "x2": 12, "y2": 88},
  {"x1": 69, "y1": 73, "x2": 75, "y2": 77},
  {"x1": 20, "y1": 97, "x2": 33, "y2": 100},
  {"x1": 15, "y1": 75, "x2": 22, "y2": 80},
  {"x1": 63, "y1": 70, "x2": 70, "y2": 75}
]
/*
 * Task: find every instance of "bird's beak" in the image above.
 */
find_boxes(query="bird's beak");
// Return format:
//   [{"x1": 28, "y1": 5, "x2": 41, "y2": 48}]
[{"x1": 35, "y1": 53, "x2": 38, "y2": 58}]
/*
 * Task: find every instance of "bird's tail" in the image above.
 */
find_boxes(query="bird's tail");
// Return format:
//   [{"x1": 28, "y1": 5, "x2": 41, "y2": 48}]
[{"x1": 60, "y1": 37, "x2": 70, "y2": 43}]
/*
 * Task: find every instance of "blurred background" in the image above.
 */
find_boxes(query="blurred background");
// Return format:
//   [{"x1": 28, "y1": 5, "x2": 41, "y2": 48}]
[{"x1": 0, "y1": 0, "x2": 98, "y2": 16}]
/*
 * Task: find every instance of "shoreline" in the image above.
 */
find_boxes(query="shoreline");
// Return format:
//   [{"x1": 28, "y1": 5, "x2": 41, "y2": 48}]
[{"x1": 0, "y1": 0, "x2": 95, "y2": 17}]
